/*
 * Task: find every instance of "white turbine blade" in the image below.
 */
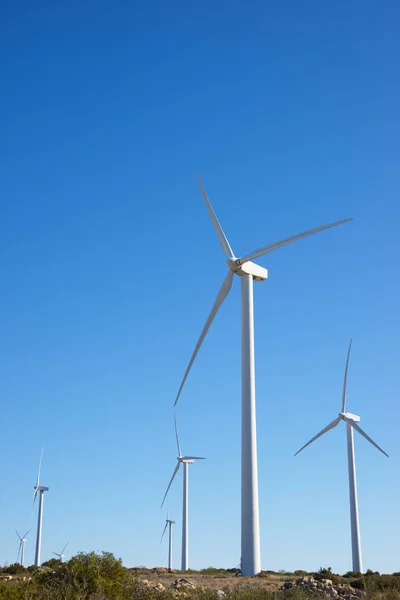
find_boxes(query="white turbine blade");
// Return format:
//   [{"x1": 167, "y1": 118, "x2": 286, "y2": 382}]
[
  {"x1": 36, "y1": 447, "x2": 44, "y2": 488},
  {"x1": 61, "y1": 542, "x2": 69, "y2": 555},
  {"x1": 32, "y1": 488, "x2": 38, "y2": 508},
  {"x1": 160, "y1": 462, "x2": 181, "y2": 508},
  {"x1": 182, "y1": 456, "x2": 205, "y2": 460},
  {"x1": 238, "y1": 218, "x2": 353, "y2": 265},
  {"x1": 52, "y1": 552, "x2": 61, "y2": 557},
  {"x1": 160, "y1": 521, "x2": 168, "y2": 544},
  {"x1": 18, "y1": 541, "x2": 22, "y2": 562},
  {"x1": 196, "y1": 173, "x2": 234, "y2": 259},
  {"x1": 16, "y1": 530, "x2": 22, "y2": 541},
  {"x1": 175, "y1": 269, "x2": 234, "y2": 406},
  {"x1": 174, "y1": 414, "x2": 182, "y2": 457},
  {"x1": 342, "y1": 339, "x2": 352, "y2": 412},
  {"x1": 295, "y1": 417, "x2": 341, "y2": 456},
  {"x1": 344, "y1": 417, "x2": 389, "y2": 458},
  {"x1": 22, "y1": 529, "x2": 31, "y2": 540}
]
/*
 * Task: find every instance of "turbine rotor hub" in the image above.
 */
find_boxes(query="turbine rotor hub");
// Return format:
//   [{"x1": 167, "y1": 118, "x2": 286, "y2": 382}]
[
  {"x1": 227, "y1": 257, "x2": 241, "y2": 272},
  {"x1": 226, "y1": 258, "x2": 268, "y2": 281}
]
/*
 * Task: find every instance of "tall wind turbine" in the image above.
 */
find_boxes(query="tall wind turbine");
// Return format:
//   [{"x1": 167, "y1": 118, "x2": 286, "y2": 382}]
[
  {"x1": 53, "y1": 542, "x2": 69, "y2": 563},
  {"x1": 161, "y1": 416, "x2": 204, "y2": 571},
  {"x1": 16, "y1": 529, "x2": 31, "y2": 567},
  {"x1": 161, "y1": 514, "x2": 175, "y2": 571},
  {"x1": 295, "y1": 339, "x2": 389, "y2": 573},
  {"x1": 33, "y1": 449, "x2": 49, "y2": 567},
  {"x1": 174, "y1": 174, "x2": 352, "y2": 576}
]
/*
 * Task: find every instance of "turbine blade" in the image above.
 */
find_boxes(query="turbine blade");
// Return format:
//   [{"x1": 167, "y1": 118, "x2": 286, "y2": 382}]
[
  {"x1": 16, "y1": 530, "x2": 22, "y2": 541},
  {"x1": 342, "y1": 339, "x2": 352, "y2": 412},
  {"x1": 344, "y1": 417, "x2": 389, "y2": 458},
  {"x1": 22, "y1": 529, "x2": 31, "y2": 539},
  {"x1": 36, "y1": 447, "x2": 44, "y2": 488},
  {"x1": 196, "y1": 173, "x2": 234, "y2": 259},
  {"x1": 52, "y1": 552, "x2": 60, "y2": 557},
  {"x1": 295, "y1": 417, "x2": 341, "y2": 456},
  {"x1": 160, "y1": 462, "x2": 181, "y2": 508},
  {"x1": 61, "y1": 542, "x2": 69, "y2": 555},
  {"x1": 32, "y1": 488, "x2": 38, "y2": 508},
  {"x1": 174, "y1": 414, "x2": 182, "y2": 457},
  {"x1": 182, "y1": 456, "x2": 205, "y2": 460},
  {"x1": 238, "y1": 218, "x2": 353, "y2": 265},
  {"x1": 174, "y1": 270, "x2": 234, "y2": 406},
  {"x1": 160, "y1": 521, "x2": 168, "y2": 544}
]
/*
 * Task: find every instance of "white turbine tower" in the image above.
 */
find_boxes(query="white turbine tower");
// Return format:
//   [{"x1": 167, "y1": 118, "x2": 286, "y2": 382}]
[
  {"x1": 174, "y1": 174, "x2": 352, "y2": 576},
  {"x1": 16, "y1": 529, "x2": 31, "y2": 567},
  {"x1": 161, "y1": 514, "x2": 175, "y2": 571},
  {"x1": 161, "y1": 416, "x2": 204, "y2": 571},
  {"x1": 53, "y1": 542, "x2": 69, "y2": 563},
  {"x1": 33, "y1": 449, "x2": 49, "y2": 567},
  {"x1": 295, "y1": 339, "x2": 389, "y2": 573}
]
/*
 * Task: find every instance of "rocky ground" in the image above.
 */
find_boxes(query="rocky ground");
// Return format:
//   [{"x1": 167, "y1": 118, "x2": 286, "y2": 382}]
[
  {"x1": 129, "y1": 569, "x2": 363, "y2": 598},
  {"x1": 282, "y1": 576, "x2": 361, "y2": 600},
  {"x1": 130, "y1": 568, "x2": 287, "y2": 592}
]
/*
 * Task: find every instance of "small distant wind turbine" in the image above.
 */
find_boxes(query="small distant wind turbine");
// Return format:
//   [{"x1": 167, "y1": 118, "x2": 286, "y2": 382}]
[
  {"x1": 295, "y1": 339, "x2": 389, "y2": 573},
  {"x1": 53, "y1": 542, "x2": 69, "y2": 562},
  {"x1": 161, "y1": 514, "x2": 175, "y2": 571},
  {"x1": 174, "y1": 174, "x2": 352, "y2": 575},
  {"x1": 33, "y1": 448, "x2": 49, "y2": 567},
  {"x1": 16, "y1": 529, "x2": 31, "y2": 567},
  {"x1": 161, "y1": 415, "x2": 204, "y2": 571}
]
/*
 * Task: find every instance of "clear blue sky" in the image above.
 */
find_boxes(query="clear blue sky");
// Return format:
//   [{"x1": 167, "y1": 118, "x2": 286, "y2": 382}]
[{"x1": 1, "y1": 0, "x2": 399, "y2": 574}]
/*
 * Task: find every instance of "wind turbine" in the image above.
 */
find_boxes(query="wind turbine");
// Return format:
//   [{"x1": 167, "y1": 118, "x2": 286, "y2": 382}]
[
  {"x1": 173, "y1": 174, "x2": 352, "y2": 575},
  {"x1": 33, "y1": 449, "x2": 49, "y2": 567},
  {"x1": 161, "y1": 514, "x2": 175, "y2": 571},
  {"x1": 295, "y1": 339, "x2": 389, "y2": 573},
  {"x1": 53, "y1": 542, "x2": 69, "y2": 562},
  {"x1": 16, "y1": 529, "x2": 31, "y2": 567},
  {"x1": 161, "y1": 416, "x2": 204, "y2": 571}
]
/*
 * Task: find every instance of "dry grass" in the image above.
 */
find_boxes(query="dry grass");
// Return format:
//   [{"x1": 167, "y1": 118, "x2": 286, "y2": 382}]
[{"x1": 128, "y1": 568, "x2": 295, "y2": 593}]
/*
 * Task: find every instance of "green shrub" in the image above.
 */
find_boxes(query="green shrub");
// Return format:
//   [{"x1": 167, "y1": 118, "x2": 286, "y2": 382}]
[
  {"x1": 350, "y1": 578, "x2": 365, "y2": 590},
  {"x1": 27, "y1": 564, "x2": 39, "y2": 573},
  {"x1": 366, "y1": 575, "x2": 400, "y2": 592},
  {"x1": 0, "y1": 579, "x2": 31, "y2": 599},
  {"x1": 313, "y1": 568, "x2": 340, "y2": 585},
  {"x1": 4, "y1": 563, "x2": 27, "y2": 575},
  {"x1": 344, "y1": 570, "x2": 362, "y2": 578},
  {"x1": 200, "y1": 567, "x2": 229, "y2": 575},
  {"x1": 41, "y1": 558, "x2": 62, "y2": 568}
]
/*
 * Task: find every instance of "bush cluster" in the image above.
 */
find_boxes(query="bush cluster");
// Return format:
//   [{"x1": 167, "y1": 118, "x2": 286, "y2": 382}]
[{"x1": 1, "y1": 554, "x2": 400, "y2": 600}]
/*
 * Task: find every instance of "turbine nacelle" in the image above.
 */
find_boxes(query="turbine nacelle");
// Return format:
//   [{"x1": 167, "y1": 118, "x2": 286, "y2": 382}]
[
  {"x1": 340, "y1": 412, "x2": 360, "y2": 422},
  {"x1": 34, "y1": 486, "x2": 49, "y2": 492},
  {"x1": 227, "y1": 258, "x2": 268, "y2": 281}
]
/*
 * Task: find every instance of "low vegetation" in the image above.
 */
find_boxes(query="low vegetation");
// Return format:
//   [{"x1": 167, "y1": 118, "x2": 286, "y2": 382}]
[{"x1": 0, "y1": 554, "x2": 400, "y2": 599}]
